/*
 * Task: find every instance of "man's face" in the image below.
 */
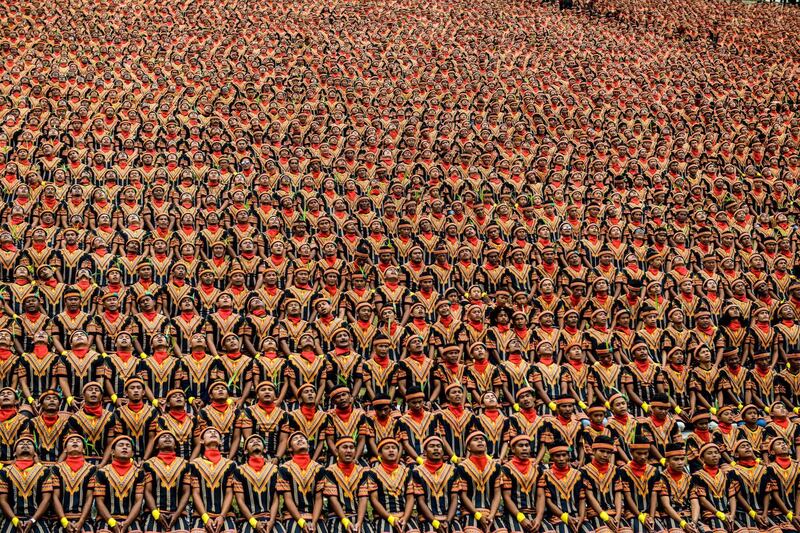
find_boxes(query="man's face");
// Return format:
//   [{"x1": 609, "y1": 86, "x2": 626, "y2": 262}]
[
  {"x1": 42, "y1": 393, "x2": 60, "y2": 411},
  {"x1": 158, "y1": 433, "x2": 176, "y2": 450},
  {"x1": 291, "y1": 433, "x2": 309, "y2": 453},
  {"x1": 425, "y1": 440, "x2": 443, "y2": 461},
  {"x1": 513, "y1": 439, "x2": 531, "y2": 460},
  {"x1": 632, "y1": 448, "x2": 650, "y2": 464},
  {"x1": 65, "y1": 436, "x2": 85, "y2": 455},
  {"x1": 594, "y1": 447, "x2": 612, "y2": 464},
  {"x1": 337, "y1": 442, "x2": 356, "y2": 463},
  {"x1": 379, "y1": 442, "x2": 399, "y2": 463},
  {"x1": 127, "y1": 383, "x2": 144, "y2": 401},
  {"x1": 114, "y1": 439, "x2": 133, "y2": 459},
  {"x1": 551, "y1": 450, "x2": 569, "y2": 468}
]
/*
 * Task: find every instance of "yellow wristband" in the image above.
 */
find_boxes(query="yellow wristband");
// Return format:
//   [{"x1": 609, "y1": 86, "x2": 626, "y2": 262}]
[
  {"x1": 111, "y1": 394, "x2": 118, "y2": 403},
  {"x1": 107, "y1": 518, "x2": 117, "y2": 528},
  {"x1": 474, "y1": 511, "x2": 482, "y2": 521},
  {"x1": 749, "y1": 510, "x2": 757, "y2": 519},
  {"x1": 102, "y1": 352, "x2": 108, "y2": 358},
  {"x1": 674, "y1": 406, "x2": 682, "y2": 415},
  {"x1": 188, "y1": 396, "x2": 195, "y2": 404},
  {"x1": 513, "y1": 403, "x2": 520, "y2": 412},
  {"x1": 548, "y1": 401, "x2": 557, "y2": 411},
  {"x1": 715, "y1": 511, "x2": 726, "y2": 521},
  {"x1": 152, "y1": 510, "x2": 161, "y2": 520},
  {"x1": 201, "y1": 514, "x2": 210, "y2": 525},
  {"x1": 297, "y1": 518, "x2": 306, "y2": 528},
  {"x1": 660, "y1": 457, "x2": 666, "y2": 466},
  {"x1": 641, "y1": 402, "x2": 649, "y2": 413},
  {"x1": 737, "y1": 403, "x2": 743, "y2": 410},
  {"x1": 604, "y1": 401, "x2": 610, "y2": 409},
  {"x1": 341, "y1": 518, "x2": 351, "y2": 528},
  {"x1": 152, "y1": 399, "x2": 159, "y2": 407},
  {"x1": 578, "y1": 401, "x2": 587, "y2": 410},
  {"x1": 416, "y1": 456, "x2": 424, "y2": 465},
  {"x1": 451, "y1": 454, "x2": 459, "y2": 464},
  {"x1": 788, "y1": 511, "x2": 795, "y2": 521},
  {"x1": 431, "y1": 519, "x2": 441, "y2": 529},
  {"x1": 11, "y1": 517, "x2": 19, "y2": 527},
  {"x1": 226, "y1": 397, "x2": 234, "y2": 405},
  {"x1": 638, "y1": 513, "x2": 647, "y2": 523},
  {"x1": 66, "y1": 396, "x2": 74, "y2": 406},
  {"x1": 248, "y1": 517, "x2": 258, "y2": 528},
  {"x1": 730, "y1": 461, "x2": 737, "y2": 466},
  {"x1": 387, "y1": 516, "x2": 396, "y2": 526},
  {"x1": 680, "y1": 519, "x2": 688, "y2": 528},
  {"x1": 516, "y1": 512, "x2": 526, "y2": 523},
  {"x1": 60, "y1": 517, "x2": 69, "y2": 528},
  {"x1": 61, "y1": 351, "x2": 67, "y2": 356},
  {"x1": 710, "y1": 407, "x2": 718, "y2": 415},
  {"x1": 600, "y1": 511, "x2": 610, "y2": 522},
  {"x1": 561, "y1": 512, "x2": 569, "y2": 524},
  {"x1": 140, "y1": 352, "x2": 147, "y2": 359},
  {"x1": 26, "y1": 396, "x2": 33, "y2": 404}
]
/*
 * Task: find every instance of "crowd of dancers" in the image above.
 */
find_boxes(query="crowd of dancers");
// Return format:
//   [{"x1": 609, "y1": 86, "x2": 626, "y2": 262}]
[{"x1": 0, "y1": 0, "x2": 799, "y2": 531}]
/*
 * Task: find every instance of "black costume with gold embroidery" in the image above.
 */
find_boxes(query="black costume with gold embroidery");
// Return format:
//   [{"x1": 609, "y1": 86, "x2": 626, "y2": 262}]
[
  {"x1": 142, "y1": 455, "x2": 190, "y2": 533},
  {"x1": 0, "y1": 463, "x2": 52, "y2": 533},
  {"x1": 188, "y1": 457, "x2": 237, "y2": 532},
  {"x1": 92, "y1": 464, "x2": 145, "y2": 531}
]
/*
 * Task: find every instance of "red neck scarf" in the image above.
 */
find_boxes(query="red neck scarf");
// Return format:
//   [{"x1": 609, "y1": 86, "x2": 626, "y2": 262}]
[
  {"x1": 775, "y1": 456, "x2": 792, "y2": 469},
  {"x1": 381, "y1": 461, "x2": 399, "y2": 474},
  {"x1": 629, "y1": 460, "x2": 648, "y2": 477},
  {"x1": 248, "y1": 455, "x2": 265, "y2": 472},
  {"x1": 84, "y1": 403, "x2": 102, "y2": 417},
  {"x1": 210, "y1": 400, "x2": 229, "y2": 413},
  {"x1": 703, "y1": 465, "x2": 719, "y2": 477},
  {"x1": 15, "y1": 458, "x2": 34, "y2": 471},
  {"x1": 204, "y1": 449, "x2": 222, "y2": 464},
  {"x1": 668, "y1": 467, "x2": 683, "y2": 482},
  {"x1": 0, "y1": 408, "x2": 17, "y2": 422},
  {"x1": 152, "y1": 349, "x2": 169, "y2": 364},
  {"x1": 469, "y1": 455, "x2": 488, "y2": 470},
  {"x1": 42, "y1": 412, "x2": 60, "y2": 427},
  {"x1": 112, "y1": 458, "x2": 133, "y2": 475},
  {"x1": 338, "y1": 461, "x2": 356, "y2": 476},
  {"x1": 300, "y1": 405, "x2": 317, "y2": 421},
  {"x1": 423, "y1": 459, "x2": 443, "y2": 474},
  {"x1": 293, "y1": 453, "x2": 311, "y2": 469},
  {"x1": 372, "y1": 353, "x2": 389, "y2": 368},
  {"x1": 157, "y1": 451, "x2": 177, "y2": 465},
  {"x1": 33, "y1": 344, "x2": 49, "y2": 358},
  {"x1": 591, "y1": 459, "x2": 609, "y2": 474},
  {"x1": 511, "y1": 457, "x2": 531, "y2": 474},
  {"x1": 128, "y1": 400, "x2": 144, "y2": 412},
  {"x1": 65, "y1": 455, "x2": 85, "y2": 472},
  {"x1": 551, "y1": 463, "x2": 571, "y2": 480},
  {"x1": 694, "y1": 429, "x2": 711, "y2": 442},
  {"x1": 335, "y1": 406, "x2": 353, "y2": 422},
  {"x1": 170, "y1": 409, "x2": 187, "y2": 423}
]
